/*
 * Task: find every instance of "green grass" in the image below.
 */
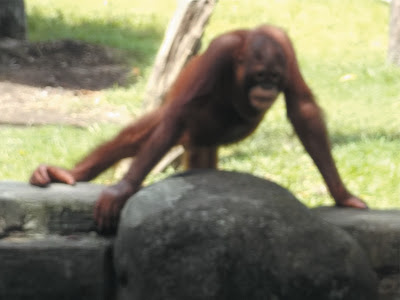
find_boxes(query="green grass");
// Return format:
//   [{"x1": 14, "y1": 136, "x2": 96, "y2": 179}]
[{"x1": 1, "y1": 0, "x2": 399, "y2": 209}]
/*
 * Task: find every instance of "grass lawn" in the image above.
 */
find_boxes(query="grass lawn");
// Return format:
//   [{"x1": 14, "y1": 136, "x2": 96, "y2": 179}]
[{"x1": 1, "y1": 0, "x2": 399, "y2": 208}]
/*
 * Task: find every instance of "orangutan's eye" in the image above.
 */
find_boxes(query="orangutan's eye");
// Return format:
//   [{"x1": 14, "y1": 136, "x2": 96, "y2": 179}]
[{"x1": 254, "y1": 71, "x2": 266, "y2": 82}]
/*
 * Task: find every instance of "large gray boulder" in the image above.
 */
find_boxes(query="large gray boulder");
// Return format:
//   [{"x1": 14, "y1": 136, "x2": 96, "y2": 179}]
[{"x1": 114, "y1": 170, "x2": 378, "y2": 300}]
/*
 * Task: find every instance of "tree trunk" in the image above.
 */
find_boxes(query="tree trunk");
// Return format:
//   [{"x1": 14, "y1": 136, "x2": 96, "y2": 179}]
[
  {"x1": 388, "y1": 0, "x2": 400, "y2": 65},
  {"x1": 144, "y1": 0, "x2": 218, "y2": 174},
  {"x1": 0, "y1": 0, "x2": 26, "y2": 40},
  {"x1": 143, "y1": 0, "x2": 218, "y2": 110}
]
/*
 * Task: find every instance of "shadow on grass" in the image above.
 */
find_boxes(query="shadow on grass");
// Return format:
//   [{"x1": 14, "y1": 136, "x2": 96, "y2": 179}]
[
  {"x1": 27, "y1": 8, "x2": 165, "y2": 66},
  {"x1": 0, "y1": 9, "x2": 165, "y2": 90},
  {"x1": 331, "y1": 130, "x2": 400, "y2": 146}
]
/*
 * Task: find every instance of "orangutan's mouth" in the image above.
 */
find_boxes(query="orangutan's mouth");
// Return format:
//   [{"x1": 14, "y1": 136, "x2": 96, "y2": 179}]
[{"x1": 249, "y1": 86, "x2": 279, "y2": 110}]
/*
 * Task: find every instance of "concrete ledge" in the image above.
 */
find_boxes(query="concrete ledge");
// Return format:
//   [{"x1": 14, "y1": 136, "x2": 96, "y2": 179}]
[
  {"x1": 0, "y1": 182, "x2": 113, "y2": 299},
  {"x1": 0, "y1": 181, "x2": 103, "y2": 236},
  {"x1": 0, "y1": 234, "x2": 114, "y2": 300}
]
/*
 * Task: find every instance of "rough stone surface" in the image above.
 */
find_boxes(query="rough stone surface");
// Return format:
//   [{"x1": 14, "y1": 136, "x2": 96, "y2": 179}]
[
  {"x1": 0, "y1": 234, "x2": 114, "y2": 300},
  {"x1": 0, "y1": 181, "x2": 103, "y2": 236},
  {"x1": 314, "y1": 207, "x2": 400, "y2": 300},
  {"x1": 115, "y1": 170, "x2": 378, "y2": 300},
  {"x1": 2, "y1": 176, "x2": 400, "y2": 299}
]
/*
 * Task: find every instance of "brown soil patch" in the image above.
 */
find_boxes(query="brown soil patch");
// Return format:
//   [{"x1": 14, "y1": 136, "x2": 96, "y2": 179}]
[{"x1": 0, "y1": 38, "x2": 134, "y2": 126}]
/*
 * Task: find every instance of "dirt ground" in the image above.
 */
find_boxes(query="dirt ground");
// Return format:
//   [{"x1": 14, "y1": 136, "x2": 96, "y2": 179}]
[{"x1": 0, "y1": 38, "x2": 134, "y2": 127}]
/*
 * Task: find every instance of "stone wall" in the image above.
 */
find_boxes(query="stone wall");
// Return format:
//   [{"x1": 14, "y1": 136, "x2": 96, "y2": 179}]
[
  {"x1": 0, "y1": 182, "x2": 113, "y2": 300},
  {"x1": 0, "y1": 174, "x2": 399, "y2": 299}
]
